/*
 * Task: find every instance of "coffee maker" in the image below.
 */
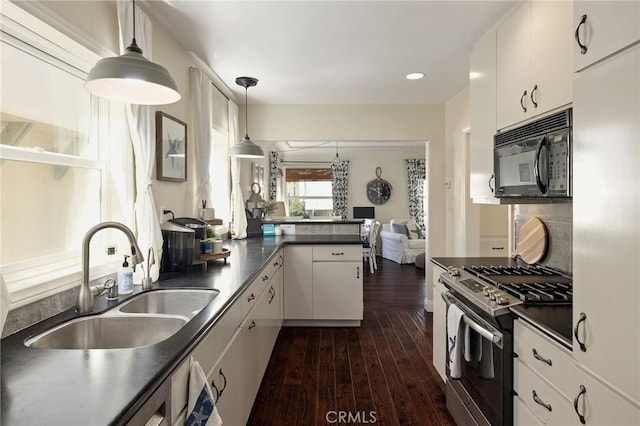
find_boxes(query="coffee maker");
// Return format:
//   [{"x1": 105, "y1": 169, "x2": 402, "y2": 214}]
[{"x1": 160, "y1": 217, "x2": 208, "y2": 272}]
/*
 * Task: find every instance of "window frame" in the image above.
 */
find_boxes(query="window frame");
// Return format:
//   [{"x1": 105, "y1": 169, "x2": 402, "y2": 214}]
[{"x1": 0, "y1": 1, "x2": 130, "y2": 308}]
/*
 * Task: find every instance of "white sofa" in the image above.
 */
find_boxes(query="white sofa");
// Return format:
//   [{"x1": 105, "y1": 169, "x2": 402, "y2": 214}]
[{"x1": 380, "y1": 222, "x2": 426, "y2": 264}]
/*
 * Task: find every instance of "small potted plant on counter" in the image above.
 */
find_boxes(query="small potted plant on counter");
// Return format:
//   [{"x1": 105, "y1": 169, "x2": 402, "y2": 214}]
[
  {"x1": 200, "y1": 226, "x2": 217, "y2": 254},
  {"x1": 260, "y1": 200, "x2": 278, "y2": 220}
]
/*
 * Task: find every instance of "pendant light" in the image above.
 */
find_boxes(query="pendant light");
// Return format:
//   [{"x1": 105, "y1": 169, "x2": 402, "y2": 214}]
[
  {"x1": 332, "y1": 141, "x2": 340, "y2": 164},
  {"x1": 230, "y1": 76, "x2": 265, "y2": 158},
  {"x1": 84, "y1": 0, "x2": 180, "y2": 105}
]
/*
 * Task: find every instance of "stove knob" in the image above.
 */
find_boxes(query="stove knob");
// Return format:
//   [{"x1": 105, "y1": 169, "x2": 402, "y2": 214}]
[
  {"x1": 488, "y1": 291, "x2": 498, "y2": 301},
  {"x1": 497, "y1": 296, "x2": 510, "y2": 305},
  {"x1": 483, "y1": 288, "x2": 493, "y2": 297}
]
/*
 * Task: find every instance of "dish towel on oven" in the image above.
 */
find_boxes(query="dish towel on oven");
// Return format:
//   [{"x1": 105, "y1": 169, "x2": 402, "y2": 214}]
[
  {"x1": 464, "y1": 326, "x2": 495, "y2": 379},
  {"x1": 186, "y1": 359, "x2": 223, "y2": 426},
  {"x1": 447, "y1": 304, "x2": 465, "y2": 379}
]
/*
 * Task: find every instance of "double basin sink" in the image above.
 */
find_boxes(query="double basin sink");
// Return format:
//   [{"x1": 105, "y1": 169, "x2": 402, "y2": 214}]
[{"x1": 25, "y1": 289, "x2": 220, "y2": 350}]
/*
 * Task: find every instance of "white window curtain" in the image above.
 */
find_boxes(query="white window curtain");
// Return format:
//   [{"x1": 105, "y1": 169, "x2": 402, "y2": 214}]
[
  {"x1": 189, "y1": 67, "x2": 213, "y2": 210},
  {"x1": 229, "y1": 100, "x2": 247, "y2": 239},
  {"x1": 117, "y1": 0, "x2": 162, "y2": 281}
]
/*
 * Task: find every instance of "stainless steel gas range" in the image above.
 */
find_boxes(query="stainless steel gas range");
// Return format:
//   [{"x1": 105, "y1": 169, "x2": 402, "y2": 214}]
[{"x1": 439, "y1": 264, "x2": 573, "y2": 426}]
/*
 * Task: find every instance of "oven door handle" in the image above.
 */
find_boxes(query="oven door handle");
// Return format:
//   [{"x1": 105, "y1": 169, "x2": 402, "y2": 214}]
[
  {"x1": 441, "y1": 291, "x2": 503, "y2": 348},
  {"x1": 463, "y1": 316, "x2": 502, "y2": 346}
]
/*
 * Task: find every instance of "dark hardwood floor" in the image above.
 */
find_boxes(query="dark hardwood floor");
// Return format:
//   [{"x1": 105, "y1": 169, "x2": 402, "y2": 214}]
[{"x1": 249, "y1": 258, "x2": 455, "y2": 426}]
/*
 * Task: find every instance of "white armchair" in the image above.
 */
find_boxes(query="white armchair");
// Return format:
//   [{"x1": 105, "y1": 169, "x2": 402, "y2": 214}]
[{"x1": 380, "y1": 221, "x2": 426, "y2": 264}]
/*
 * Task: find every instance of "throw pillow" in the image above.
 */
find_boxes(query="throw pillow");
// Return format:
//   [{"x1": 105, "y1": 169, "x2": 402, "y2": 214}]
[
  {"x1": 390, "y1": 223, "x2": 409, "y2": 236},
  {"x1": 406, "y1": 218, "x2": 424, "y2": 240}
]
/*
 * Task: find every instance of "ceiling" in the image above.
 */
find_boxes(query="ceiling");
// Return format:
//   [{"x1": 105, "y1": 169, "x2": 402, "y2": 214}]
[{"x1": 145, "y1": 1, "x2": 516, "y2": 105}]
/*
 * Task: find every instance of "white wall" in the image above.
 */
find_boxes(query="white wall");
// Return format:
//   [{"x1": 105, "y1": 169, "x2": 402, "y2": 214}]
[{"x1": 444, "y1": 86, "x2": 480, "y2": 257}]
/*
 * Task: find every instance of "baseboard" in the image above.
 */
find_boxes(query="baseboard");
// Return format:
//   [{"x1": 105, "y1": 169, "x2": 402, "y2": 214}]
[
  {"x1": 424, "y1": 297, "x2": 433, "y2": 312},
  {"x1": 283, "y1": 319, "x2": 361, "y2": 327}
]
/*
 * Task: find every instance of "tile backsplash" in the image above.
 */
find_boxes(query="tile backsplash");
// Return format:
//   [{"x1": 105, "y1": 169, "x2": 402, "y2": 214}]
[{"x1": 514, "y1": 202, "x2": 572, "y2": 273}]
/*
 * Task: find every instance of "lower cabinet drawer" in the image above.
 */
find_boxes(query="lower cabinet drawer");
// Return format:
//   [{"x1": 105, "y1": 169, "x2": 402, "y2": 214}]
[
  {"x1": 170, "y1": 301, "x2": 242, "y2": 424},
  {"x1": 515, "y1": 359, "x2": 575, "y2": 425},
  {"x1": 514, "y1": 394, "x2": 545, "y2": 426},
  {"x1": 312, "y1": 245, "x2": 361, "y2": 261}
]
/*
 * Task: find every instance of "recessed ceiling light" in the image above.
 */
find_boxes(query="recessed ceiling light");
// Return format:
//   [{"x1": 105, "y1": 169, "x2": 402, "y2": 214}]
[{"x1": 406, "y1": 72, "x2": 425, "y2": 80}]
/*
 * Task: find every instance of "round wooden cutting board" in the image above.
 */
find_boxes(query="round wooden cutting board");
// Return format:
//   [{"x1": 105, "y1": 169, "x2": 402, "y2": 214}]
[{"x1": 512, "y1": 217, "x2": 548, "y2": 264}]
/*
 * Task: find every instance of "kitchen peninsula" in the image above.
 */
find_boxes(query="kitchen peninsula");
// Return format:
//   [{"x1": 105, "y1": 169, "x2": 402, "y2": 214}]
[{"x1": 1, "y1": 233, "x2": 363, "y2": 426}]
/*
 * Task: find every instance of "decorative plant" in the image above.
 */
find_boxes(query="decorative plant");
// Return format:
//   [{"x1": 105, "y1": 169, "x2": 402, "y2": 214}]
[
  {"x1": 204, "y1": 226, "x2": 217, "y2": 240},
  {"x1": 260, "y1": 200, "x2": 278, "y2": 216},
  {"x1": 289, "y1": 200, "x2": 306, "y2": 216}
]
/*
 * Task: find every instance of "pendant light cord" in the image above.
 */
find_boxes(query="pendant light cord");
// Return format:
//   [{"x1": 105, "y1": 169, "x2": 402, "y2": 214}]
[
  {"x1": 127, "y1": 0, "x2": 142, "y2": 54},
  {"x1": 244, "y1": 86, "x2": 250, "y2": 139}
]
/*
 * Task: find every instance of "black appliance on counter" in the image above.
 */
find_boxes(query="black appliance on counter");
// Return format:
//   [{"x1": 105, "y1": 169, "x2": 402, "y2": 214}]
[
  {"x1": 161, "y1": 217, "x2": 208, "y2": 272},
  {"x1": 439, "y1": 264, "x2": 573, "y2": 426}
]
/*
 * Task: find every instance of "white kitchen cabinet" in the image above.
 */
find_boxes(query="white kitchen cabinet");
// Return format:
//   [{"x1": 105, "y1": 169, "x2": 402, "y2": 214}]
[
  {"x1": 573, "y1": 43, "x2": 640, "y2": 406},
  {"x1": 496, "y1": 0, "x2": 573, "y2": 129},
  {"x1": 283, "y1": 245, "x2": 313, "y2": 319},
  {"x1": 573, "y1": 0, "x2": 640, "y2": 72},
  {"x1": 312, "y1": 245, "x2": 362, "y2": 320},
  {"x1": 514, "y1": 394, "x2": 545, "y2": 426},
  {"x1": 570, "y1": 366, "x2": 640, "y2": 426},
  {"x1": 469, "y1": 29, "x2": 499, "y2": 202},
  {"x1": 431, "y1": 263, "x2": 447, "y2": 383},
  {"x1": 170, "y1": 249, "x2": 283, "y2": 426},
  {"x1": 284, "y1": 245, "x2": 363, "y2": 324}
]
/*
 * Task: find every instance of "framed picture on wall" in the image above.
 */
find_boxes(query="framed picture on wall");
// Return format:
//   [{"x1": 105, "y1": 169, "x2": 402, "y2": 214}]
[{"x1": 156, "y1": 111, "x2": 187, "y2": 182}]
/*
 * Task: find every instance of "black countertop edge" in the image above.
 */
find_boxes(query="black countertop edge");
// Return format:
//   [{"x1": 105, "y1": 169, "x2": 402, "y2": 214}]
[
  {"x1": 1, "y1": 235, "x2": 363, "y2": 426},
  {"x1": 430, "y1": 256, "x2": 573, "y2": 350},
  {"x1": 510, "y1": 305, "x2": 573, "y2": 351}
]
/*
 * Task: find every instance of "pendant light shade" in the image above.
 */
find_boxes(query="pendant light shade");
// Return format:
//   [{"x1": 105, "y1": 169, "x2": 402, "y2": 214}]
[
  {"x1": 231, "y1": 76, "x2": 264, "y2": 158},
  {"x1": 84, "y1": 0, "x2": 180, "y2": 105}
]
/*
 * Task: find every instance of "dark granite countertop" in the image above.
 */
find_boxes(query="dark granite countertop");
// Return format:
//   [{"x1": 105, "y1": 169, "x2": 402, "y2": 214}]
[
  {"x1": 1, "y1": 235, "x2": 363, "y2": 426},
  {"x1": 431, "y1": 256, "x2": 573, "y2": 349}
]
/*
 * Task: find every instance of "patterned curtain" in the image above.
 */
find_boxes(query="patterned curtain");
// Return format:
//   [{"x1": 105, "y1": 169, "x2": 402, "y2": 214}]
[
  {"x1": 269, "y1": 151, "x2": 281, "y2": 201},
  {"x1": 406, "y1": 159, "x2": 426, "y2": 230},
  {"x1": 331, "y1": 159, "x2": 350, "y2": 219}
]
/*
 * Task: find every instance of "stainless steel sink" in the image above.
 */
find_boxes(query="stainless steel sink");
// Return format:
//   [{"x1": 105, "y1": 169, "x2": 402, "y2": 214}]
[
  {"x1": 116, "y1": 289, "x2": 219, "y2": 318},
  {"x1": 25, "y1": 315, "x2": 187, "y2": 349}
]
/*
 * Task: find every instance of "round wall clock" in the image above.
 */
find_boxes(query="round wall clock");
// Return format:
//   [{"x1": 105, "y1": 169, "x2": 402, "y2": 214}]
[{"x1": 366, "y1": 167, "x2": 392, "y2": 205}]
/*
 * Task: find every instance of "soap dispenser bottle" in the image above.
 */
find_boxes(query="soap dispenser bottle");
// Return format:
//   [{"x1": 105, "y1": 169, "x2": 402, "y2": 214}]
[{"x1": 118, "y1": 255, "x2": 133, "y2": 295}]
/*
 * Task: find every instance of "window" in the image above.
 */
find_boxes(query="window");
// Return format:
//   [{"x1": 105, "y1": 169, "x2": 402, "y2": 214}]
[
  {"x1": 285, "y1": 168, "x2": 333, "y2": 217},
  {"x1": 0, "y1": 2, "x2": 131, "y2": 306}
]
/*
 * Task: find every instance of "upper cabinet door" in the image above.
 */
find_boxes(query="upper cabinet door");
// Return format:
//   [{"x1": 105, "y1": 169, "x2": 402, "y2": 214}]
[
  {"x1": 497, "y1": 2, "x2": 531, "y2": 130},
  {"x1": 496, "y1": 0, "x2": 573, "y2": 130},
  {"x1": 574, "y1": 0, "x2": 640, "y2": 72},
  {"x1": 530, "y1": 0, "x2": 573, "y2": 116},
  {"x1": 469, "y1": 30, "x2": 499, "y2": 201}
]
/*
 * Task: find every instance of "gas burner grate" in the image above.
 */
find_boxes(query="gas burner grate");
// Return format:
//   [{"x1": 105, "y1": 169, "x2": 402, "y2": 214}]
[
  {"x1": 497, "y1": 282, "x2": 573, "y2": 303},
  {"x1": 464, "y1": 265, "x2": 557, "y2": 276}
]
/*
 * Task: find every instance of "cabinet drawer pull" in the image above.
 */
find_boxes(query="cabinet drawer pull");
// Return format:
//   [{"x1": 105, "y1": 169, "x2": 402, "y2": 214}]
[
  {"x1": 268, "y1": 286, "x2": 275, "y2": 304},
  {"x1": 574, "y1": 312, "x2": 587, "y2": 352},
  {"x1": 262, "y1": 274, "x2": 270, "y2": 282},
  {"x1": 356, "y1": 266, "x2": 360, "y2": 279},
  {"x1": 247, "y1": 293, "x2": 255, "y2": 302},
  {"x1": 218, "y1": 368, "x2": 227, "y2": 396},
  {"x1": 532, "y1": 348, "x2": 552, "y2": 366},
  {"x1": 575, "y1": 14, "x2": 588, "y2": 55},
  {"x1": 331, "y1": 252, "x2": 344, "y2": 256},
  {"x1": 492, "y1": 247, "x2": 504, "y2": 250},
  {"x1": 532, "y1": 390, "x2": 552, "y2": 412},
  {"x1": 211, "y1": 381, "x2": 220, "y2": 403},
  {"x1": 248, "y1": 320, "x2": 256, "y2": 330},
  {"x1": 530, "y1": 84, "x2": 538, "y2": 108},
  {"x1": 520, "y1": 90, "x2": 528, "y2": 113},
  {"x1": 573, "y1": 385, "x2": 587, "y2": 424},
  {"x1": 489, "y1": 173, "x2": 495, "y2": 192}
]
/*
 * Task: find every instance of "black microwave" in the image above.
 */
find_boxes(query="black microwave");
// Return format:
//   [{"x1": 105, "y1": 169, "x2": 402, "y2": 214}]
[{"x1": 494, "y1": 108, "x2": 572, "y2": 199}]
